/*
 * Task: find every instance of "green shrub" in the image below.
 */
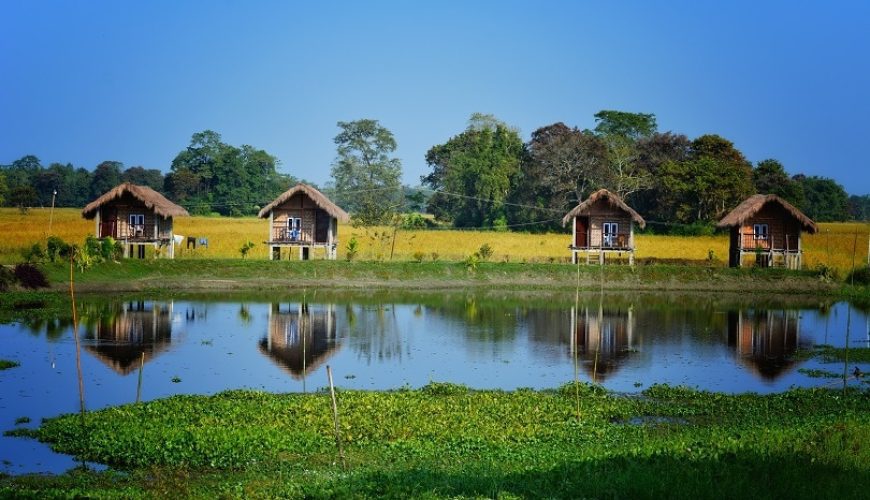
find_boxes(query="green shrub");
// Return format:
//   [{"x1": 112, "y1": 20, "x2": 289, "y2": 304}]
[
  {"x1": 101, "y1": 237, "x2": 122, "y2": 261},
  {"x1": 0, "y1": 266, "x2": 14, "y2": 292},
  {"x1": 239, "y1": 240, "x2": 255, "y2": 259},
  {"x1": 13, "y1": 263, "x2": 49, "y2": 289},
  {"x1": 46, "y1": 236, "x2": 70, "y2": 263},
  {"x1": 412, "y1": 251, "x2": 425, "y2": 263},
  {"x1": 20, "y1": 243, "x2": 45, "y2": 263},
  {"x1": 477, "y1": 243, "x2": 493, "y2": 261},
  {"x1": 346, "y1": 237, "x2": 359, "y2": 262},
  {"x1": 401, "y1": 213, "x2": 430, "y2": 230},
  {"x1": 846, "y1": 266, "x2": 870, "y2": 286}
]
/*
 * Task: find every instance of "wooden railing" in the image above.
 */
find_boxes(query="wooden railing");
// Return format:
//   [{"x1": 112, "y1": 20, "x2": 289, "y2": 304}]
[{"x1": 740, "y1": 234, "x2": 798, "y2": 252}]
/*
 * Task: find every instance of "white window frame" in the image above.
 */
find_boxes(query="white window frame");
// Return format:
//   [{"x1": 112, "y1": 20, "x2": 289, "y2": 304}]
[
  {"x1": 129, "y1": 214, "x2": 145, "y2": 236},
  {"x1": 287, "y1": 217, "x2": 302, "y2": 240},
  {"x1": 602, "y1": 222, "x2": 618, "y2": 247},
  {"x1": 753, "y1": 223, "x2": 768, "y2": 241}
]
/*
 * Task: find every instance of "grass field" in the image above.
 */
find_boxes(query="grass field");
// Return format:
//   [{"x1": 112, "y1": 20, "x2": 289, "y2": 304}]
[{"x1": 2, "y1": 208, "x2": 868, "y2": 274}]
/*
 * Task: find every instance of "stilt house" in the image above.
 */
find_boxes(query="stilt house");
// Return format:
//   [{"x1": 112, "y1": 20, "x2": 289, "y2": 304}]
[
  {"x1": 258, "y1": 183, "x2": 350, "y2": 260},
  {"x1": 716, "y1": 194, "x2": 817, "y2": 269},
  {"x1": 562, "y1": 189, "x2": 646, "y2": 265},
  {"x1": 82, "y1": 183, "x2": 189, "y2": 259}
]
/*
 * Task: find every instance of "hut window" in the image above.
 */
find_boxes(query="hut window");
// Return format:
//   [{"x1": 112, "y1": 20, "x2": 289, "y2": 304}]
[
  {"x1": 603, "y1": 222, "x2": 618, "y2": 247},
  {"x1": 287, "y1": 217, "x2": 302, "y2": 240},
  {"x1": 753, "y1": 224, "x2": 768, "y2": 240},
  {"x1": 129, "y1": 214, "x2": 145, "y2": 236}
]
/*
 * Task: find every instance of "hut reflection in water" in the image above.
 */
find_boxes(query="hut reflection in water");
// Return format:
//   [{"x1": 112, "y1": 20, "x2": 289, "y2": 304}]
[
  {"x1": 260, "y1": 303, "x2": 340, "y2": 386},
  {"x1": 570, "y1": 305, "x2": 635, "y2": 382},
  {"x1": 728, "y1": 309, "x2": 806, "y2": 379},
  {"x1": 82, "y1": 301, "x2": 175, "y2": 375}
]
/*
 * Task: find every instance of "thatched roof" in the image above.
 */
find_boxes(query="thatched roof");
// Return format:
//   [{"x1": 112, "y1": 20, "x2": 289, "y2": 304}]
[
  {"x1": 562, "y1": 189, "x2": 646, "y2": 228},
  {"x1": 716, "y1": 194, "x2": 817, "y2": 233},
  {"x1": 258, "y1": 183, "x2": 350, "y2": 221},
  {"x1": 82, "y1": 183, "x2": 189, "y2": 219}
]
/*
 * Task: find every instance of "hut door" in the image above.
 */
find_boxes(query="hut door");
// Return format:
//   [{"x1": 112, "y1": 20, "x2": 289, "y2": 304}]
[
  {"x1": 315, "y1": 214, "x2": 330, "y2": 243},
  {"x1": 575, "y1": 217, "x2": 589, "y2": 248}
]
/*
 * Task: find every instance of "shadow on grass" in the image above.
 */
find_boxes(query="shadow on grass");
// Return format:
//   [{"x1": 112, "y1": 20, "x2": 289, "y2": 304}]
[{"x1": 315, "y1": 452, "x2": 868, "y2": 499}]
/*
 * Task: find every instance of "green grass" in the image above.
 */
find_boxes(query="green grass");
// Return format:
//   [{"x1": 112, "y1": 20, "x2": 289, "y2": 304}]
[
  {"x1": 31, "y1": 258, "x2": 852, "y2": 296},
  {"x1": 2, "y1": 383, "x2": 868, "y2": 498}
]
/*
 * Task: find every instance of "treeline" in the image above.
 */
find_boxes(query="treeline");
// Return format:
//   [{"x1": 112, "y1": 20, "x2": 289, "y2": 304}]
[
  {"x1": 421, "y1": 112, "x2": 867, "y2": 229},
  {"x1": 2, "y1": 112, "x2": 868, "y2": 226},
  {"x1": 0, "y1": 131, "x2": 295, "y2": 216}
]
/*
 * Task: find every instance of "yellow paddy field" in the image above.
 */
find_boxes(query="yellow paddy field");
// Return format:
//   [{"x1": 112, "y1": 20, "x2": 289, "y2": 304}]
[{"x1": 1, "y1": 208, "x2": 868, "y2": 274}]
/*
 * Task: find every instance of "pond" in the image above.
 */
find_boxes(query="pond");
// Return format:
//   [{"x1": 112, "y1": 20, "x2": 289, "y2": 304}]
[{"x1": 1, "y1": 290, "x2": 868, "y2": 474}]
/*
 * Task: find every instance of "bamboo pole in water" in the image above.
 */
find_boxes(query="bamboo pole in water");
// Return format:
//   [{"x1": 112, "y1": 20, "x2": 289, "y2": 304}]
[
  {"x1": 326, "y1": 365, "x2": 347, "y2": 470},
  {"x1": 136, "y1": 351, "x2": 145, "y2": 403},
  {"x1": 69, "y1": 254, "x2": 86, "y2": 428}
]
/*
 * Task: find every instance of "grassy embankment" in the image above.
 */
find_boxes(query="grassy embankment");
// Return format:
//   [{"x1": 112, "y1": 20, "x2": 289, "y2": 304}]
[
  {"x1": 2, "y1": 384, "x2": 868, "y2": 498},
  {"x1": 2, "y1": 208, "x2": 868, "y2": 273}
]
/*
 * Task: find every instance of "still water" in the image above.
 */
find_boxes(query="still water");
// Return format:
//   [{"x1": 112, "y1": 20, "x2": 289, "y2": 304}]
[{"x1": 1, "y1": 291, "x2": 868, "y2": 474}]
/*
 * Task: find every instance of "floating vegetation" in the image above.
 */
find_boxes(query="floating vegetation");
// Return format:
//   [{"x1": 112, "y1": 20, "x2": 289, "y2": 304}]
[
  {"x1": 0, "y1": 360, "x2": 20, "y2": 371},
  {"x1": 798, "y1": 368, "x2": 841, "y2": 379}
]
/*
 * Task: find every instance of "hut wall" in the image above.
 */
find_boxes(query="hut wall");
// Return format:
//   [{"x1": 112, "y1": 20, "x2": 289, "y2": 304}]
[
  {"x1": 100, "y1": 199, "x2": 172, "y2": 240},
  {"x1": 736, "y1": 204, "x2": 801, "y2": 252},
  {"x1": 588, "y1": 213, "x2": 633, "y2": 248}
]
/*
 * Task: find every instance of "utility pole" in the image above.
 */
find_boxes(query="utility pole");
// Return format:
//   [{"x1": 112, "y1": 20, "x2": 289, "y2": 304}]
[{"x1": 48, "y1": 189, "x2": 57, "y2": 236}]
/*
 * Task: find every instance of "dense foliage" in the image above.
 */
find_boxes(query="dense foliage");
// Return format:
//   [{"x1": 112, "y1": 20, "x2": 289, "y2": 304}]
[
  {"x1": 166, "y1": 130, "x2": 294, "y2": 216},
  {"x1": 3, "y1": 113, "x2": 865, "y2": 227},
  {"x1": 329, "y1": 119, "x2": 404, "y2": 225},
  {"x1": 5, "y1": 384, "x2": 868, "y2": 498},
  {"x1": 423, "y1": 111, "x2": 861, "y2": 229}
]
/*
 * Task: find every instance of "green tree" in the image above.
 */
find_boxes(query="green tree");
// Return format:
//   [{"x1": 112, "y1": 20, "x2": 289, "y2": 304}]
[
  {"x1": 0, "y1": 171, "x2": 7, "y2": 206},
  {"x1": 330, "y1": 119, "x2": 403, "y2": 225},
  {"x1": 122, "y1": 166, "x2": 165, "y2": 192},
  {"x1": 511, "y1": 122, "x2": 608, "y2": 229},
  {"x1": 593, "y1": 110, "x2": 657, "y2": 140},
  {"x1": 655, "y1": 135, "x2": 753, "y2": 224},
  {"x1": 168, "y1": 130, "x2": 286, "y2": 215},
  {"x1": 423, "y1": 114, "x2": 524, "y2": 227},
  {"x1": 90, "y1": 161, "x2": 123, "y2": 198},
  {"x1": 795, "y1": 175, "x2": 850, "y2": 222},
  {"x1": 593, "y1": 110, "x2": 657, "y2": 201},
  {"x1": 848, "y1": 194, "x2": 870, "y2": 221},
  {"x1": 752, "y1": 159, "x2": 805, "y2": 207}
]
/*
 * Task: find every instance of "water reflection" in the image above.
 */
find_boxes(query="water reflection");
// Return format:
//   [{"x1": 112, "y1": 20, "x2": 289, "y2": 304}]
[
  {"x1": 728, "y1": 309, "x2": 809, "y2": 379},
  {"x1": 80, "y1": 301, "x2": 176, "y2": 375},
  {"x1": 3, "y1": 292, "x2": 868, "y2": 476},
  {"x1": 570, "y1": 305, "x2": 635, "y2": 381},
  {"x1": 259, "y1": 303, "x2": 341, "y2": 382}
]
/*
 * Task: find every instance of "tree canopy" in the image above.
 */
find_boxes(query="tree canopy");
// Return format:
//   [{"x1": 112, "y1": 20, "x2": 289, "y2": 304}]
[
  {"x1": 423, "y1": 114, "x2": 524, "y2": 228},
  {"x1": 329, "y1": 119, "x2": 403, "y2": 226}
]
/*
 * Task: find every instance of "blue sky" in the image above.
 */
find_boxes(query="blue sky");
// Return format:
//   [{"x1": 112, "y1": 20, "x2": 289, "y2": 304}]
[{"x1": 1, "y1": 0, "x2": 868, "y2": 194}]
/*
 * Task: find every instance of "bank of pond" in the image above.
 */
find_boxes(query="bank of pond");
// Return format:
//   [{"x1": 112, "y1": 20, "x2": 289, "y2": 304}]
[{"x1": 1, "y1": 290, "x2": 868, "y2": 497}]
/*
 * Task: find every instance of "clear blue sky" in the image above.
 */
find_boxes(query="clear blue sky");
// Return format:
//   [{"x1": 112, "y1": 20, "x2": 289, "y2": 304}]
[{"x1": 2, "y1": 0, "x2": 868, "y2": 194}]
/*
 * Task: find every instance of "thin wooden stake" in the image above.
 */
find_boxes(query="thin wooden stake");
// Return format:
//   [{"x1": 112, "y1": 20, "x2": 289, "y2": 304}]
[
  {"x1": 136, "y1": 351, "x2": 145, "y2": 403},
  {"x1": 69, "y1": 253, "x2": 86, "y2": 429},
  {"x1": 326, "y1": 365, "x2": 347, "y2": 470}
]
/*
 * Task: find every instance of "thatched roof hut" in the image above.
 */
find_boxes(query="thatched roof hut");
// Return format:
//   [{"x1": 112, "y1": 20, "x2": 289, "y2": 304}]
[
  {"x1": 717, "y1": 194, "x2": 817, "y2": 269},
  {"x1": 561, "y1": 189, "x2": 646, "y2": 228},
  {"x1": 259, "y1": 183, "x2": 349, "y2": 260},
  {"x1": 258, "y1": 183, "x2": 349, "y2": 222},
  {"x1": 82, "y1": 182, "x2": 189, "y2": 220},
  {"x1": 716, "y1": 194, "x2": 817, "y2": 233}
]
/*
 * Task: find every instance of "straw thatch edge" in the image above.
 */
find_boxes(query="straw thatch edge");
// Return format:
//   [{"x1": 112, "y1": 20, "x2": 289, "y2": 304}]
[
  {"x1": 561, "y1": 189, "x2": 646, "y2": 228},
  {"x1": 82, "y1": 183, "x2": 190, "y2": 219},
  {"x1": 716, "y1": 194, "x2": 818, "y2": 233},
  {"x1": 257, "y1": 183, "x2": 350, "y2": 222}
]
